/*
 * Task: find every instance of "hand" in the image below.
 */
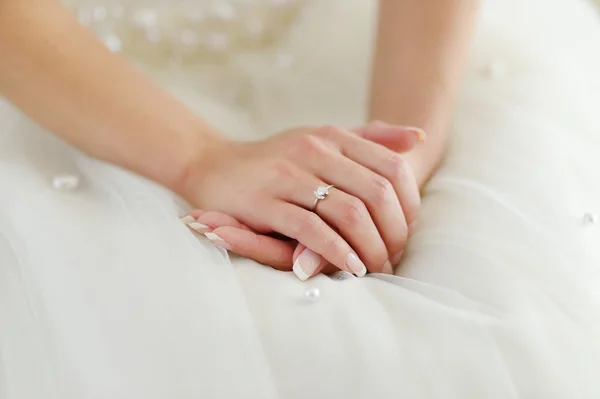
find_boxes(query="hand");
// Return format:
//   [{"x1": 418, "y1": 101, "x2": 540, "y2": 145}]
[
  {"x1": 181, "y1": 122, "x2": 424, "y2": 278},
  {"x1": 181, "y1": 208, "x2": 403, "y2": 277}
]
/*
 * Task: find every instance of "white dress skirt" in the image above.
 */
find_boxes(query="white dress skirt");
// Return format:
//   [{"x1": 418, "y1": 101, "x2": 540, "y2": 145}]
[{"x1": 1, "y1": 0, "x2": 600, "y2": 397}]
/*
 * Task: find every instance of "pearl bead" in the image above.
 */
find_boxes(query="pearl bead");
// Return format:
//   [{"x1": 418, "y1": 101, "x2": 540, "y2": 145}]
[
  {"x1": 133, "y1": 9, "x2": 158, "y2": 27},
  {"x1": 211, "y1": 3, "x2": 236, "y2": 21},
  {"x1": 104, "y1": 34, "x2": 123, "y2": 52},
  {"x1": 91, "y1": 6, "x2": 107, "y2": 22},
  {"x1": 304, "y1": 287, "x2": 320, "y2": 301},
  {"x1": 245, "y1": 20, "x2": 265, "y2": 37},
  {"x1": 65, "y1": 1, "x2": 309, "y2": 68},
  {"x1": 53, "y1": 174, "x2": 80, "y2": 190},
  {"x1": 583, "y1": 212, "x2": 598, "y2": 225}
]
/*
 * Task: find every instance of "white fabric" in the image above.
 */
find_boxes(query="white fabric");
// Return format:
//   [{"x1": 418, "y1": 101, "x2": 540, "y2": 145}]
[{"x1": 2, "y1": 0, "x2": 600, "y2": 397}]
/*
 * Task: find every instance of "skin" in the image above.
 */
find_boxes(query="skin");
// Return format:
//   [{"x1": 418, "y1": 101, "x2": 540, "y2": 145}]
[
  {"x1": 184, "y1": 122, "x2": 423, "y2": 277},
  {"x1": 370, "y1": 0, "x2": 480, "y2": 186},
  {"x1": 179, "y1": 123, "x2": 423, "y2": 276},
  {"x1": 0, "y1": 0, "x2": 478, "y2": 279},
  {"x1": 184, "y1": 0, "x2": 481, "y2": 278}
]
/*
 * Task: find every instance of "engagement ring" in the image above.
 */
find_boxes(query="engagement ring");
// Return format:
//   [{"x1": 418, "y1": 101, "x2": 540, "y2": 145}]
[{"x1": 312, "y1": 184, "x2": 334, "y2": 210}]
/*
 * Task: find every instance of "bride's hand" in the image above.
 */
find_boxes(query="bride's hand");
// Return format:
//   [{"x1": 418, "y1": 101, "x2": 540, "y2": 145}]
[
  {"x1": 180, "y1": 123, "x2": 424, "y2": 278},
  {"x1": 182, "y1": 208, "x2": 415, "y2": 277}
]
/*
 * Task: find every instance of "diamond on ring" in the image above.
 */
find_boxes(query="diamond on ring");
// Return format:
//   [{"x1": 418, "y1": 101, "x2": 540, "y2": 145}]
[
  {"x1": 314, "y1": 185, "x2": 331, "y2": 200},
  {"x1": 312, "y1": 184, "x2": 334, "y2": 210}
]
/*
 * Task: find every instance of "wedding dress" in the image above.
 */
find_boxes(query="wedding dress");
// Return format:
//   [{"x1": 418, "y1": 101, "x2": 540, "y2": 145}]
[{"x1": 2, "y1": 0, "x2": 600, "y2": 397}]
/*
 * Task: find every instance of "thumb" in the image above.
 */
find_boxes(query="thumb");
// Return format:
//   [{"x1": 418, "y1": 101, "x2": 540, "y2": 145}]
[{"x1": 353, "y1": 121, "x2": 426, "y2": 152}]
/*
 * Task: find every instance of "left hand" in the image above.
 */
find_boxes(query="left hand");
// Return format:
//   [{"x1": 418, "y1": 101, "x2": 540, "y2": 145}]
[
  {"x1": 181, "y1": 206, "x2": 413, "y2": 277},
  {"x1": 181, "y1": 122, "x2": 424, "y2": 279}
]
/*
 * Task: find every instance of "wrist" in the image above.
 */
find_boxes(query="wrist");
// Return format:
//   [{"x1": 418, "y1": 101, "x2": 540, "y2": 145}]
[
  {"x1": 370, "y1": 106, "x2": 451, "y2": 190},
  {"x1": 169, "y1": 124, "x2": 231, "y2": 202},
  {"x1": 403, "y1": 146, "x2": 440, "y2": 189}
]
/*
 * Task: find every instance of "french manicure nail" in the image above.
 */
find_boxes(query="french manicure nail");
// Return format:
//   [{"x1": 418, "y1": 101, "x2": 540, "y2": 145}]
[
  {"x1": 346, "y1": 253, "x2": 367, "y2": 277},
  {"x1": 406, "y1": 127, "x2": 427, "y2": 142},
  {"x1": 180, "y1": 215, "x2": 196, "y2": 225},
  {"x1": 188, "y1": 222, "x2": 211, "y2": 234},
  {"x1": 205, "y1": 232, "x2": 232, "y2": 250},
  {"x1": 293, "y1": 248, "x2": 322, "y2": 281}
]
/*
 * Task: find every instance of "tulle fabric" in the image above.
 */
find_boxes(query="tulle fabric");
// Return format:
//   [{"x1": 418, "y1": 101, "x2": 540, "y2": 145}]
[{"x1": 1, "y1": 0, "x2": 600, "y2": 397}]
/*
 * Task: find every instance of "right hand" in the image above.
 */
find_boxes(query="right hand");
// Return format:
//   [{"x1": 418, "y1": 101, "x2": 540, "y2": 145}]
[{"x1": 180, "y1": 123, "x2": 424, "y2": 279}]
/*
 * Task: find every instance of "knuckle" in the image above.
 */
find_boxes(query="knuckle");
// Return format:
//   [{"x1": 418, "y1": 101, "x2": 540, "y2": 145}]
[
  {"x1": 271, "y1": 160, "x2": 296, "y2": 180},
  {"x1": 386, "y1": 153, "x2": 409, "y2": 182},
  {"x1": 318, "y1": 124, "x2": 345, "y2": 139},
  {"x1": 322, "y1": 234, "x2": 344, "y2": 258},
  {"x1": 293, "y1": 212, "x2": 322, "y2": 237},
  {"x1": 295, "y1": 134, "x2": 328, "y2": 156},
  {"x1": 370, "y1": 175, "x2": 395, "y2": 205},
  {"x1": 341, "y1": 197, "x2": 370, "y2": 224}
]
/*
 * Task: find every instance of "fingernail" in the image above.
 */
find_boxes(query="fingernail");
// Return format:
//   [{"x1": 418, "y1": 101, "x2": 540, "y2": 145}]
[
  {"x1": 293, "y1": 248, "x2": 322, "y2": 281},
  {"x1": 180, "y1": 215, "x2": 196, "y2": 225},
  {"x1": 406, "y1": 127, "x2": 427, "y2": 142},
  {"x1": 346, "y1": 253, "x2": 367, "y2": 277},
  {"x1": 391, "y1": 251, "x2": 404, "y2": 265},
  {"x1": 188, "y1": 222, "x2": 211, "y2": 234},
  {"x1": 381, "y1": 260, "x2": 394, "y2": 275},
  {"x1": 204, "y1": 232, "x2": 232, "y2": 250}
]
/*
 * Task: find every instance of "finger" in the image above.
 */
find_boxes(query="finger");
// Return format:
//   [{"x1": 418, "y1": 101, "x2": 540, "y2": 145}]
[
  {"x1": 292, "y1": 243, "x2": 329, "y2": 280},
  {"x1": 353, "y1": 122, "x2": 426, "y2": 152},
  {"x1": 315, "y1": 188, "x2": 391, "y2": 273},
  {"x1": 187, "y1": 209, "x2": 205, "y2": 219},
  {"x1": 391, "y1": 250, "x2": 404, "y2": 266},
  {"x1": 292, "y1": 247, "x2": 329, "y2": 281},
  {"x1": 278, "y1": 170, "x2": 390, "y2": 274},
  {"x1": 182, "y1": 210, "x2": 252, "y2": 234},
  {"x1": 207, "y1": 226, "x2": 296, "y2": 271},
  {"x1": 293, "y1": 242, "x2": 305, "y2": 260},
  {"x1": 266, "y1": 200, "x2": 368, "y2": 278},
  {"x1": 311, "y1": 153, "x2": 406, "y2": 270},
  {"x1": 292, "y1": 131, "x2": 408, "y2": 266},
  {"x1": 323, "y1": 126, "x2": 421, "y2": 228},
  {"x1": 196, "y1": 211, "x2": 252, "y2": 231},
  {"x1": 293, "y1": 243, "x2": 393, "y2": 278},
  {"x1": 180, "y1": 210, "x2": 211, "y2": 234},
  {"x1": 292, "y1": 244, "x2": 357, "y2": 278}
]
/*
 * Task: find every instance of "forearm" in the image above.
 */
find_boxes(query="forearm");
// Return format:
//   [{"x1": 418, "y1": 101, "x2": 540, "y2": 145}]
[
  {"x1": 0, "y1": 0, "x2": 223, "y2": 193},
  {"x1": 369, "y1": 0, "x2": 479, "y2": 187}
]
